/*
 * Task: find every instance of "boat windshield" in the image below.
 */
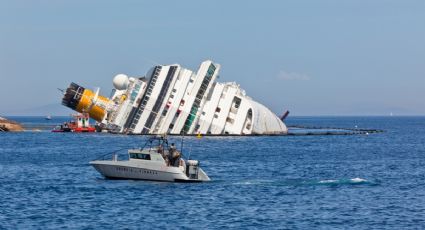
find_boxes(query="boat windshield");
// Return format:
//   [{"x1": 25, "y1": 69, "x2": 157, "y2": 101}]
[{"x1": 130, "y1": 153, "x2": 151, "y2": 160}]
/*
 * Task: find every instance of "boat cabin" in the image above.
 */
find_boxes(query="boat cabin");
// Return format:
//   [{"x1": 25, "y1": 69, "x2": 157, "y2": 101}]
[{"x1": 128, "y1": 149, "x2": 168, "y2": 163}]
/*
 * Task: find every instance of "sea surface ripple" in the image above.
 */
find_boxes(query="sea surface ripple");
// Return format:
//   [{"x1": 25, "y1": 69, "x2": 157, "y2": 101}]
[{"x1": 1, "y1": 116, "x2": 425, "y2": 229}]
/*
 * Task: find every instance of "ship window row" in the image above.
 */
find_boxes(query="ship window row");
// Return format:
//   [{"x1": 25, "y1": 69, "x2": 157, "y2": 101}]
[
  {"x1": 207, "y1": 64, "x2": 216, "y2": 76},
  {"x1": 128, "y1": 68, "x2": 160, "y2": 130},
  {"x1": 137, "y1": 68, "x2": 160, "y2": 105},
  {"x1": 135, "y1": 84, "x2": 141, "y2": 90},
  {"x1": 181, "y1": 68, "x2": 215, "y2": 133},
  {"x1": 143, "y1": 66, "x2": 177, "y2": 132},
  {"x1": 144, "y1": 116, "x2": 155, "y2": 130},
  {"x1": 234, "y1": 97, "x2": 241, "y2": 109},
  {"x1": 158, "y1": 73, "x2": 174, "y2": 101},
  {"x1": 162, "y1": 109, "x2": 168, "y2": 116},
  {"x1": 143, "y1": 96, "x2": 149, "y2": 104},
  {"x1": 190, "y1": 106, "x2": 198, "y2": 115},
  {"x1": 194, "y1": 98, "x2": 202, "y2": 106},
  {"x1": 197, "y1": 88, "x2": 206, "y2": 99},
  {"x1": 130, "y1": 88, "x2": 140, "y2": 102},
  {"x1": 226, "y1": 117, "x2": 234, "y2": 124},
  {"x1": 191, "y1": 75, "x2": 213, "y2": 109}
]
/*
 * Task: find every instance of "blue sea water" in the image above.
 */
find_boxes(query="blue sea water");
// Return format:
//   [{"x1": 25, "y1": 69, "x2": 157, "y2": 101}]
[{"x1": 1, "y1": 116, "x2": 425, "y2": 229}]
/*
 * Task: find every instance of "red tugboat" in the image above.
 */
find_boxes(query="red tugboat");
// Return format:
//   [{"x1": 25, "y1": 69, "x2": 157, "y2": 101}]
[{"x1": 52, "y1": 113, "x2": 96, "y2": 132}]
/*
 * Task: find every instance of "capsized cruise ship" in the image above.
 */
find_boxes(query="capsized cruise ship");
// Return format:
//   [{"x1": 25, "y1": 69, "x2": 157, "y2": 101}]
[{"x1": 61, "y1": 60, "x2": 288, "y2": 135}]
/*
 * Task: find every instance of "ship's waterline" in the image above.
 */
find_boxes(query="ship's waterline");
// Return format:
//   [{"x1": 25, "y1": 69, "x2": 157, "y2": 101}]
[{"x1": 61, "y1": 60, "x2": 287, "y2": 135}]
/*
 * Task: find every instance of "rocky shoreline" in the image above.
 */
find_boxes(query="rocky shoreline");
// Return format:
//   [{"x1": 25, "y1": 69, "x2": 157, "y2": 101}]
[{"x1": 0, "y1": 117, "x2": 24, "y2": 132}]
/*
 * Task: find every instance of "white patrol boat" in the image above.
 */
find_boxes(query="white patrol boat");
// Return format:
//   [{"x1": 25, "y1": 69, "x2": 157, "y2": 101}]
[{"x1": 90, "y1": 136, "x2": 210, "y2": 182}]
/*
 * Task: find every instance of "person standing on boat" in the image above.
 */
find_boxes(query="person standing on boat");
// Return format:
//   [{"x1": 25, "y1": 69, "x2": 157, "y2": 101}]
[
  {"x1": 169, "y1": 143, "x2": 177, "y2": 166},
  {"x1": 158, "y1": 144, "x2": 169, "y2": 165},
  {"x1": 169, "y1": 143, "x2": 176, "y2": 153},
  {"x1": 172, "y1": 150, "x2": 181, "y2": 167}
]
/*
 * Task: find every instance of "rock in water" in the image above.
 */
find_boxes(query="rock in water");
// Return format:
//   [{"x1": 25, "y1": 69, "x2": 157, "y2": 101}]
[{"x1": 0, "y1": 117, "x2": 24, "y2": 132}]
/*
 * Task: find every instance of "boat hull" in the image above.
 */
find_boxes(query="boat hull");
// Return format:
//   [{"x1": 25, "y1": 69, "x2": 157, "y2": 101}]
[{"x1": 90, "y1": 160, "x2": 210, "y2": 182}]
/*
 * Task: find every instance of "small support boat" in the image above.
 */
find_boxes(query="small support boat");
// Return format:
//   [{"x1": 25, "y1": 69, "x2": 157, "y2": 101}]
[
  {"x1": 90, "y1": 136, "x2": 210, "y2": 182},
  {"x1": 51, "y1": 113, "x2": 96, "y2": 132},
  {"x1": 51, "y1": 124, "x2": 72, "y2": 132}
]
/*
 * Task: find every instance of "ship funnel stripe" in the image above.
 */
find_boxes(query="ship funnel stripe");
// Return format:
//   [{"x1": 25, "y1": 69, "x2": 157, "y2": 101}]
[
  {"x1": 61, "y1": 82, "x2": 110, "y2": 122},
  {"x1": 62, "y1": 82, "x2": 85, "y2": 110}
]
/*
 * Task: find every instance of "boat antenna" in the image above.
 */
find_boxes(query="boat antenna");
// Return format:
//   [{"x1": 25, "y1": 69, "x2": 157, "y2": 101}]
[
  {"x1": 180, "y1": 130, "x2": 185, "y2": 154},
  {"x1": 187, "y1": 142, "x2": 192, "y2": 160},
  {"x1": 141, "y1": 136, "x2": 155, "y2": 150}
]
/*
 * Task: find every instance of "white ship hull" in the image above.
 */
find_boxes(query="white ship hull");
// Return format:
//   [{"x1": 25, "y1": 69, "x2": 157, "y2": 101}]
[{"x1": 62, "y1": 60, "x2": 288, "y2": 135}]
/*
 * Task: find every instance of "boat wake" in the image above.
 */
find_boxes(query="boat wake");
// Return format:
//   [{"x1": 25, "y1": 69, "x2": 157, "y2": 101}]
[
  {"x1": 233, "y1": 179, "x2": 275, "y2": 185},
  {"x1": 317, "y1": 177, "x2": 369, "y2": 185},
  {"x1": 231, "y1": 177, "x2": 374, "y2": 187}
]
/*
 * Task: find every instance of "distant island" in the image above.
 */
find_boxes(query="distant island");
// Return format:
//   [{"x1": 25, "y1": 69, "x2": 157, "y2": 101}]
[{"x1": 0, "y1": 117, "x2": 24, "y2": 132}]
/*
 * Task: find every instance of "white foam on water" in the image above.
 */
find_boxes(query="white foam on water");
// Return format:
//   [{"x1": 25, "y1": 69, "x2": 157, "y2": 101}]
[
  {"x1": 317, "y1": 178, "x2": 369, "y2": 185},
  {"x1": 235, "y1": 181, "x2": 254, "y2": 185},
  {"x1": 234, "y1": 179, "x2": 274, "y2": 185},
  {"x1": 350, "y1": 177, "x2": 367, "y2": 183},
  {"x1": 318, "y1": 179, "x2": 338, "y2": 184}
]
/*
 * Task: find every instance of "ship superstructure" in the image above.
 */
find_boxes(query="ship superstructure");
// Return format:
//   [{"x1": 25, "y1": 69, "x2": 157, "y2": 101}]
[{"x1": 61, "y1": 60, "x2": 287, "y2": 135}]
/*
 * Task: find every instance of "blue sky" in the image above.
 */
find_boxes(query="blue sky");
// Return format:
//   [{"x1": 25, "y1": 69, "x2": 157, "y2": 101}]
[{"x1": 0, "y1": 0, "x2": 424, "y2": 116}]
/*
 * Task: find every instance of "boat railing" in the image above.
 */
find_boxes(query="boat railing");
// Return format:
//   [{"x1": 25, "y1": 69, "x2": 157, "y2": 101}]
[{"x1": 93, "y1": 148, "x2": 130, "y2": 161}]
